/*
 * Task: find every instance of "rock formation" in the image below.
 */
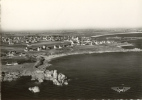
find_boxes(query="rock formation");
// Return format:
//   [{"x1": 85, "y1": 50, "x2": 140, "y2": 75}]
[
  {"x1": 2, "y1": 69, "x2": 69, "y2": 86},
  {"x1": 29, "y1": 86, "x2": 40, "y2": 93},
  {"x1": 2, "y1": 71, "x2": 20, "y2": 82},
  {"x1": 31, "y1": 69, "x2": 69, "y2": 86},
  {"x1": 34, "y1": 56, "x2": 45, "y2": 68}
]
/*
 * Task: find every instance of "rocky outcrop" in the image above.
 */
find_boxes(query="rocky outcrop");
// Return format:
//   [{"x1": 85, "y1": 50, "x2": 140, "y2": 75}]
[
  {"x1": 31, "y1": 70, "x2": 45, "y2": 82},
  {"x1": 2, "y1": 69, "x2": 69, "y2": 86},
  {"x1": 31, "y1": 69, "x2": 68, "y2": 86},
  {"x1": 34, "y1": 56, "x2": 45, "y2": 68},
  {"x1": 2, "y1": 71, "x2": 20, "y2": 82},
  {"x1": 2, "y1": 55, "x2": 69, "y2": 86},
  {"x1": 29, "y1": 86, "x2": 40, "y2": 93}
]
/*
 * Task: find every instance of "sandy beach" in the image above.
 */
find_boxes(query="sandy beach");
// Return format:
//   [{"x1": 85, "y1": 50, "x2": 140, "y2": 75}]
[{"x1": 43, "y1": 48, "x2": 142, "y2": 63}]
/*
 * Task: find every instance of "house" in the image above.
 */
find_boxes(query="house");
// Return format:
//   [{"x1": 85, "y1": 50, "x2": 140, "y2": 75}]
[
  {"x1": 7, "y1": 51, "x2": 16, "y2": 57},
  {"x1": 19, "y1": 52, "x2": 26, "y2": 56},
  {"x1": 24, "y1": 47, "x2": 29, "y2": 52},
  {"x1": 58, "y1": 45, "x2": 62, "y2": 49},
  {"x1": 42, "y1": 45, "x2": 46, "y2": 50},
  {"x1": 53, "y1": 45, "x2": 57, "y2": 49},
  {"x1": 37, "y1": 47, "x2": 42, "y2": 51}
]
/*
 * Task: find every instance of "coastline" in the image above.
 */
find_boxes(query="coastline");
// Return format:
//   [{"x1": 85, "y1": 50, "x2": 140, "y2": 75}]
[
  {"x1": 43, "y1": 48, "x2": 142, "y2": 63},
  {"x1": 1, "y1": 45, "x2": 142, "y2": 90},
  {"x1": 91, "y1": 32, "x2": 142, "y2": 38},
  {"x1": 1, "y1": 32, "x2": 142, "y2": 83},
  {"x1": 1, "y1": 47, "x2": 142, "y2": 83}
]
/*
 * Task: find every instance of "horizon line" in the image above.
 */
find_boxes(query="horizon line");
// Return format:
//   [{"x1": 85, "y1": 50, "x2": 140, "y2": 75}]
[{"x1": 1, "y1": 27, "x2": 142, "y2": 33}]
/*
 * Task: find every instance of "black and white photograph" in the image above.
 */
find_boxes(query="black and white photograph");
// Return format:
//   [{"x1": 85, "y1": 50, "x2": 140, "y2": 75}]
[{"x1": 0, "y1": 0, "x2": 142, "y2": 99}]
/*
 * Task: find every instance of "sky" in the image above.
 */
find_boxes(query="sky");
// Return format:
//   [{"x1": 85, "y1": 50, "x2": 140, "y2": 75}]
[{"x1": 1, "y1": 0, "x2": 142, "y2": 31}]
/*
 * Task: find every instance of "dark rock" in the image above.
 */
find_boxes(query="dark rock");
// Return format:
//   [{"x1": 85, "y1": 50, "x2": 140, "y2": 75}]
[
  {"x1": 2, "y1": 69, "x2": 69, "y2": 86},
  {"x1": 34, "y1": 56, "x2": 45, "y2": 68},
  {"x1": 2, "y1": 71, "x2": 20, "y2": 82}
]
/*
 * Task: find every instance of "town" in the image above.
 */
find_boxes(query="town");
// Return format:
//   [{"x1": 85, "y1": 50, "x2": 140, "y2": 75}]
[
  {"x1": 1, "y1": 32, "x2": 142, "y2": 87},
  {"x1": 2, "y1": 33, "x2": 142, "y2": 65}
]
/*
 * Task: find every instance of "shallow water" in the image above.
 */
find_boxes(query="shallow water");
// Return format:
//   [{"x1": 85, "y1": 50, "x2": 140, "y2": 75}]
[{"x1": 2, "y1": 52, "x2": 142, "y2": 99}]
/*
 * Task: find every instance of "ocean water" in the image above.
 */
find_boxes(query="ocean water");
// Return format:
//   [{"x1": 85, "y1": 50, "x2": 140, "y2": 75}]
[{"x1": 2, "y1": 52, "x2": 142, "y2": 99}]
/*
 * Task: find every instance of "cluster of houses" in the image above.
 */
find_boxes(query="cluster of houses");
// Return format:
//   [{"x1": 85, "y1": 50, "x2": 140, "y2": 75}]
[
  {"x1": 2, "y1": 36, "x2": 42, "y2": 45},
  {"x1": 1, "y1": 35, "x2": 80, "y2": 45},
  {"x1": 2, "y1": 34, "x2": 119, "y2": 66},
  {"x1": 69, "y1": 36, "x2": 115, "y2": 46},
  {"x1": 5, "y1": 51, "x2": 26, "y2": 57},
  {"x1": 2, "y1": 35, "x2": 116, "y2": 54},
  {"x1": 2, "y1": 34, "x2": 116, "y2": 45},
  {"x1": 23, "y1": 36, "x2": 115, "y2": 52},
  {"x1": 24, "y1": 43, "x2": 72, "y2": 52}
]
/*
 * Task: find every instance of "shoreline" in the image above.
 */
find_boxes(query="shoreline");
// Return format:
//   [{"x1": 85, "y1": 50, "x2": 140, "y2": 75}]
[
  {"x1": 2, "y1": 48, "x2": 142, "y2": 82},
  {"x1": 43, "y1": 48, "x2": 142, "y2": 63},
  {"x1": 1, "y1": 48, "x2": 142, "y2": 87},
  {"x1": 91, "y1": 32, "x2": 142, "y2": 38}
]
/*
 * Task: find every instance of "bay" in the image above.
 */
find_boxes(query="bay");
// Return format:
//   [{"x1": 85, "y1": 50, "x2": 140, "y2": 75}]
[{"x1": 2, "y1": 52, "x2": 142, "y2": 99}]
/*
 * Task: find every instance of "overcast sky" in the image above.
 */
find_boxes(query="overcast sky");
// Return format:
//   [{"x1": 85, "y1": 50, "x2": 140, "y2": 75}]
[{"x1": 1, "y1": 0, "x2": 142, "y2": 31}]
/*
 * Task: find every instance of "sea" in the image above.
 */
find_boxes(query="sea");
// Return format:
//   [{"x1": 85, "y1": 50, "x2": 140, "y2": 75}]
[{"x1": 1, "y1": 33, "x2": 142, "y2": 99}]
